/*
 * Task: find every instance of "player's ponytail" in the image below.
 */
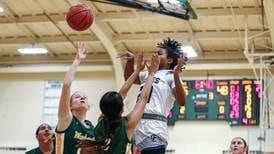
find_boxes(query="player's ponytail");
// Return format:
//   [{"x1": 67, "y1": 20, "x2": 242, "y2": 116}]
[
  {"x1": 76, "y1": 91, "x2": 123, "y2": 151},
  {"x1": 99, "y1": 91, "x2": 123, "y2": 150}
]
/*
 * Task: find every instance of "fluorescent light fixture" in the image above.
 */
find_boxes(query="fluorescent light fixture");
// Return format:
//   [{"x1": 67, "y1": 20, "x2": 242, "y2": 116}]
[
  {"x1": 18, "y1": 48, "x2": 48, "y2": 54},
  {"x1": 0, "y1": 6, "x2": 4, "y2": 12},
  {"x1": 181, "y1": 46, "x2": 197, "y2": 58}
]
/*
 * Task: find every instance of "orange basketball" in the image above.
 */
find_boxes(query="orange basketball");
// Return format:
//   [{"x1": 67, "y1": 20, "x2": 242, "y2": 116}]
[{"x1": 66, "y1": 3, "x2": 94, "y2": 31}]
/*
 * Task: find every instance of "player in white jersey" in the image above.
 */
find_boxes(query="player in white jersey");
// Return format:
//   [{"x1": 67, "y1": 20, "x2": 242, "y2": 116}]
[{"x1": 118, "y1": 38, "x2": 186, "y2": 154}]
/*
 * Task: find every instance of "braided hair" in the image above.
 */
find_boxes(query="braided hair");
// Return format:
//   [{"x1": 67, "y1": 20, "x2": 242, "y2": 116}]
[{"x1": 157, "y1": 37, "x2": 182, "y2": 69}]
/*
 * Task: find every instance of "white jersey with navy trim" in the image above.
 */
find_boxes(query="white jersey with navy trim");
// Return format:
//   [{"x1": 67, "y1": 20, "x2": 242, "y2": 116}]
[{"x1": 134, "y1": 69, "x2": 177, "y2": 147}]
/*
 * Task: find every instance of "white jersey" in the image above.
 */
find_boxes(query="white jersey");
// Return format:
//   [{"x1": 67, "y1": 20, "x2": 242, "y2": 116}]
[{"x1": 134, "y1": 69, "x2": 177, "y2": 146}]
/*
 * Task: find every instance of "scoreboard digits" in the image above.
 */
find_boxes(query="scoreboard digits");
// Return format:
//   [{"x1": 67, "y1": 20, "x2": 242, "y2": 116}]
[{"x1": 173, "y1": 79, "x2": 260, "y2": 126}]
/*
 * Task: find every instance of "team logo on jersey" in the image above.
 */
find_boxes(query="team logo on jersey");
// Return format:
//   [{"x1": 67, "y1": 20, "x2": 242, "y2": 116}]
[
  {"x1": 153, "y1": 77, "x2": 160, "y2": 83},
  {"x1": 74, "y1": 131, "x2": 94, "y2": 141}
]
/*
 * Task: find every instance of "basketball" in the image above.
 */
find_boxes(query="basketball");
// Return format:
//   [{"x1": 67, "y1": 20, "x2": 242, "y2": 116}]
[{"x1": 66, "y1": 3, "x2": 94, "y2": 31}]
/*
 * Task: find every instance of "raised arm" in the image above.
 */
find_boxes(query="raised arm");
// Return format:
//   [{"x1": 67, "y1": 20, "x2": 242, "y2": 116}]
[
  {"x1": 56, "y1": 42, "x2": 87, "y2": 131},
  {"x1": 119, "y1": 51, "x2": 146, "y2": 99},
  {"x1": 117, "y1": 51, "x2": 141, "y2": 84},
  {"x1": 172, "y1": 56, "x2": 186, "y2": 106},
  {"x1": 126, "y1": 52, "x2": 160, "y2": 140}
]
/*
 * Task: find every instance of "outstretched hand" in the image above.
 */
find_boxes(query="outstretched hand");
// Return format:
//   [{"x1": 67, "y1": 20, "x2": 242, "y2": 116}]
[
  {"x1": 117, "y1": 50, "x2": 135, "y2": 60},
  {"x1": 136, "y1": 50, "x2": 146, "y2": 71},
  {"x1": 148, "y1": 52, "x2": 160, "y2": 74},
  {"x1": 173, "y1": 55, "x2": 185, "y2": 74},
  {"x1": 75, "y1": 42, "x2": 87, "y2": 60}
]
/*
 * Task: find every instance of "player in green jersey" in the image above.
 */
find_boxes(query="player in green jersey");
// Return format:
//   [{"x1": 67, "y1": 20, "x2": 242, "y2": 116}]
[
  {"x1": 55, "y1": 42, "x2": 95, "y2": 154},
  {"x1": 77, "y1": 51, "x2": 160, "y2": 154},
  {"x1": 25, "y1": 123, "x2": 55, "y2": 154}
]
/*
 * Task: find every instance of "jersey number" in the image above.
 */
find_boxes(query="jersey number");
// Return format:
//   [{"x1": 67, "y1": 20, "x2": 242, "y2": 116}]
[{"x1": 136, "y1": 86, "x2": 153, "y2": 104}]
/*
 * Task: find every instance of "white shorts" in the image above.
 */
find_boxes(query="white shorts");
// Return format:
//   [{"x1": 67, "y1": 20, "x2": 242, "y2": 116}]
[{"x1": 134, "y1": 134, "x2": 167, "y2": 151}]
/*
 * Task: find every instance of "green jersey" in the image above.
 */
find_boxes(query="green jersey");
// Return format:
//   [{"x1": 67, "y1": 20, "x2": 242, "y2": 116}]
[
  {"x1": 95, "y1": 117, "x2": 130, "y2": 154},
  {"x1": 55, "y1": 116, "x2": 94, "y2": 154},
  {"x1": 25, "y1": 147, "x2": 54, "y2": 154}
]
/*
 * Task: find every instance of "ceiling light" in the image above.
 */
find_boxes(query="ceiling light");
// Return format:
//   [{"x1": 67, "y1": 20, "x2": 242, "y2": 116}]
[
  {"x1": 181, "y1": 46, "x2": 197, "y2": 58},
  {"x1": 18, "y1": 48, "x2": 48, "y2": 54},
  {"x1": 0, "y1": 6, "x2": 4, "y2": 12}
]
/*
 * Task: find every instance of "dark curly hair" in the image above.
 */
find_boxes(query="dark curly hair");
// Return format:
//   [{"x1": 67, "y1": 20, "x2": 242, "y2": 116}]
[{"x1": 157, "y1": 37, "x2": 182, "y2": 69}]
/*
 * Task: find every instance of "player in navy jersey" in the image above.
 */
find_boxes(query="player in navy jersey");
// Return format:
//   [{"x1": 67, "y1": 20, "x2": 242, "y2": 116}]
[{"x1": 118, "y1": 38, "x2": 186, "y2": 154}]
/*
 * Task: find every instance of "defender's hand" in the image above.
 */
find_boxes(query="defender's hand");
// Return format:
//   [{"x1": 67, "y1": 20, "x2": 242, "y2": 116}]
[
  {"x1": 75, "y1": 42, "x2": 87, "y2": 60},
  {"x1": 117, "y1": 51, "x2": 135, "y2": 60}
]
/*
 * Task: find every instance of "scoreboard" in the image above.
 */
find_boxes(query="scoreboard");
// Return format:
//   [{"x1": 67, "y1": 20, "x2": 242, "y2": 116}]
[{"x1": 167, "y1": 79, "x2": 261, "y2": 126}]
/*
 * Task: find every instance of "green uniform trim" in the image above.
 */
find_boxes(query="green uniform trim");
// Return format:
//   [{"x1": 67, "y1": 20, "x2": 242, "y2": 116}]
[
  {"x1": 95, "y1": 117, "x2": 130, "y2": 154},
  {"x1": 25, "y1": 147, "x2": 55, "y2": 154},
  {"x1": 55, "y1": 116, "x2": 94, "y2": 154}
]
